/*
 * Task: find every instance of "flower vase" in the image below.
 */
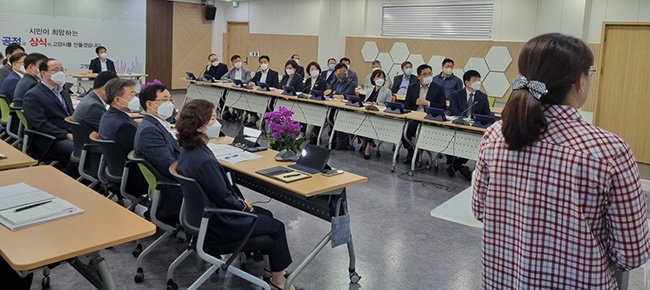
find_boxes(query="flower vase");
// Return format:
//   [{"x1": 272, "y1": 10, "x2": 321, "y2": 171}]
[{"x1": 275, "y1": 149, "x2": 300, "y2": 162}]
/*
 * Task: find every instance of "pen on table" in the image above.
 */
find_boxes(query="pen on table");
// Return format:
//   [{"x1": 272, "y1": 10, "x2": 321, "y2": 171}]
[
  {"x1": 283, "y1": 174, "x2": 300, "y2": 178},
  {"x1": 14, "y1": 200, "x2": 52, "y2": 213}
]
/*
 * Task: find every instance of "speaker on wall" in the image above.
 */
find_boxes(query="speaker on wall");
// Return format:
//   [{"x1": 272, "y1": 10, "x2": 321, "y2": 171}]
[{"x1": 205, "y1": 5, "x2": 217, "y2": 20}]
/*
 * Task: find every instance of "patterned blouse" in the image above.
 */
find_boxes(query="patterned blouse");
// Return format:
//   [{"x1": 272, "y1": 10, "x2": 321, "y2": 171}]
[{"x1": 472, "y1": 105, "x2": 650, "y2": 289}]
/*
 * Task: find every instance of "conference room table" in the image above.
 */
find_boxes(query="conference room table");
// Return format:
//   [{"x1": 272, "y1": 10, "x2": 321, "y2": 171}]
[
  {"x1": 0, "y1": 166, "x2": 156, "y2": 290},
  {"x1": 69, "y1": 73, "x2": 148, "y2": 94},
  {"x1": 0, "y1": 140, "x2": 36, "y2": 170},
  {"x1": 210, "y1": 137, "x2": 367, "y2": 289}
]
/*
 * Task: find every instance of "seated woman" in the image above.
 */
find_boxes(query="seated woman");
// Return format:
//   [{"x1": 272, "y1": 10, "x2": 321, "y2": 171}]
[
  {"x1": 359, "y1": 69, "x2": 392, "y2": 159},
  {"x1": 175, "y1": 99, "x2": 301, "y2": 290},
  {"x1": 300, "y1": 61, "x2": 328, "y2": 140},
  {"x1": 279, "y1": 60, "x2": 304, "y2": 93}
]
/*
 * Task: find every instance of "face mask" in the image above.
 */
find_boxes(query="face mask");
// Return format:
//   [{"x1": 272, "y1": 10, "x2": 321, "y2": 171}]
[
  {"x1": 470, "y1": 81, "x2": 481, "y2": 91},
  {"x1": 51, "y1": 71, "x2": 66, "y2": 86},
  {"x1": 404, "y1": 68, "x2": 413, "y2": 76},
  {"x1": 286, "y1": 69, "x2": 294, "y2": 76},
  {"x1": 310, "y1": 70, "x2": 319, "y2": 78},
  {"x1": 260, "y1": 63, "x2": 269, "y2": 70},
  {"x1": 422, "y1": 76, "x2": 433, "y2": 85},
  {"x1": 19, "y1": 66, "x2": 26, "y2": 74},
  {"x1": 345, "y1": 64, "x2": 350, "y2": 70},
  {"x1": 234, "y1": 62, "x2": 243, "y2": 69},
  {"x1": 156, "y1": 101, "x2": 175, "y2": 120},
  {"x1": 100, "y1": 53, "x2": 107, "y2": 59},
  {"x1": 375, "y1": 78, "x2": 385, "y2": 87},
  {"x1": 328, "y1": 64, "x2": 335, "y2": 71},
  {"x1": 211, "y1": 61, "x2": 220, "y2": 67},
  {"x1": 293, "y1": 59, "x2": 300, "y2": 65},
  {"x1": 206, "y1": 121, "x2": 222, "y2": 139},
  {"x1": 443, "y1": 67, "x2": 453, "y2": 75},
  {"x1": 336, "y1": 72, "x2": 347, "y2": 80},
  {"x1": 127, "y1": 96, "x2": 141, "y2": 112},
  {"x1": 372, "y1": 67, "x2": 380, "y2": 71}
]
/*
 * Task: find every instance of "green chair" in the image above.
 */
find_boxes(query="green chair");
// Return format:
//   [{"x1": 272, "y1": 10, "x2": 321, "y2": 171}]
[
  {"x1": 488, "y1": 96, "x2": 496, "y2": 107},
  {"x1": 0, "y1": 94, "x2": 11, "y2": 140},
  {"x1": 12, "y1": 105, "x2": 57, "y2": 165}
]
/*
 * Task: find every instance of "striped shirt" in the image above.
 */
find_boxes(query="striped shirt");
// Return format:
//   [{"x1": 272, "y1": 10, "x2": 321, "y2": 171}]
[{"x1": 472, "y1": 105, "x2": 650, "y2": 289}]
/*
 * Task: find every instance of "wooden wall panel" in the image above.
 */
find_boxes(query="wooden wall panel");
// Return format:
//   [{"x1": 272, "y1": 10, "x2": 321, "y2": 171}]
[
  {"x1": 146, "y1": 0, "x2": 173, "y2": 86},
  {"x1": 247, "y1": 34, "x2": 318, "y2": 72},
  {"x1": 171, "y1": 2, "x2": 212, "y2": 89}
]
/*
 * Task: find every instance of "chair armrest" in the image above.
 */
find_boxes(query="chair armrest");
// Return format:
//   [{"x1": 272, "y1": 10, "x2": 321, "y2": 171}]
[
  {"x1": 201, "y1": 207, "x2": 259, "y2": 270},
  {"x1": 24, "y1": 128, "x2": 57, "y2": 163},
  {"x1": 156, "y1": 181, "x2": 180, "y2": 188},
  {"x1": 24, "y1": 128, "x2": 56, "y2": 140},
  {"x1": 202, "y1": 207, "x2": 259, "y2": 219}
]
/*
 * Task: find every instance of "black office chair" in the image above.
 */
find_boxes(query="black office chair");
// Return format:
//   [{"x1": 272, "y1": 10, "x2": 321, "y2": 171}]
[
  {"x1": 12, "y1": 106, "x2": 58, "y2": 165},
  {"x1": 167, "y1": 162, "x2": 273, "y2": 290},
  {"x1": 65, "y1": 117, "x2": 101, "y2": 188}
]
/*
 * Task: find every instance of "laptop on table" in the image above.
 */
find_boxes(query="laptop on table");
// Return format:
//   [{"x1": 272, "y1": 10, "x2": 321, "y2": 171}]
[{"x1": 288, "y1": 144, "x2": 332, "y2": 174}]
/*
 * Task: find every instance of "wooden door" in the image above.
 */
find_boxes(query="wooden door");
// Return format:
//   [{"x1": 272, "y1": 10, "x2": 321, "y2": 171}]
[
  {"x1": 224, "y1": 22, "x2": 250, "y2": 66},
  {"x1": 595, "y1": 22, "x2": 650, "y2": 163}
]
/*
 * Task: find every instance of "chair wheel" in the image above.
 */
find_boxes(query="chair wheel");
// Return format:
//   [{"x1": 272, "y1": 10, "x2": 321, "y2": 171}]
[
  {"x1": 167, "y1": 279, "x2": 178, "y2": 290},
  {"x1": 407, "y1": 171, "x2": 414, "y2": 177},
  {"x1": 134, "y1": 268, "x2": 144, "y2": 283},
  {"x1": 42, "y1": 276, "x2": 50, "y2": 289},
  {"x1": 132, "y1": 244, "x2": 142, "y2": 258},
  {"x1": 349, "y1": 272, "x2": 361, "y2": 284},
  {"x1": 177, "y1": 237, "x2": 186, "y2": 243},
  {"x1": 376, "y1": 151, "x2": 381, "y2": 157}
]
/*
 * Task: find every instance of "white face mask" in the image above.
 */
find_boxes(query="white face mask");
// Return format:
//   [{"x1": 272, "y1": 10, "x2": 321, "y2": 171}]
[
  {"x1": 443, "y1": 67, "x2": 453, "y2": 75},
  {"x1": 126, "y1": 96, "x2": 141, "y2": 112},
  {"x1": 372, "y1": 67, "x2": 380, "y2": 71},
  {"x1": 156, "y1": 101, "x2": 175, "y2": 120},
  {"x1": 470, "y1": 81, "x2": 481, "y2": 91},
  {"x1": 286, "y1": 69, "x2": 294, "y2": 76},
  {"x1": 206, "y1": 121, "x2": 222, "y2": 139},
  {"x1": 293, "y1": 59, "x2": 300, "y2": 65},
  {"x1": 260, "y1": 63, "x2": 269, "y2": 70},
  {"x1": 422, "y1": 76, "x2": 433, "y2": 85},
  {"x1": 375, "y1": 78, "x2": 385, "y2": 87},
  {"x1": 328, "y1": 64, "x2": 335, "y2": 71},
  {"x1": 51, "y1": 71, "x2": 66, "y2": 86},
  {"x1": 19, "y1": 66, "x2": 26, "y2": 74},
  {"x1": 211, "y1": 61, "x2": 220, "y2": 67},
  {"x1": 100, "y1": 53, "x2": 108, "y2": 59},
  {"x1": 234, "y1": 62, "x2": 243, "y2": 69},
  {"x1": 310, "y1": 70, "x2": 319, "y2": 78}
]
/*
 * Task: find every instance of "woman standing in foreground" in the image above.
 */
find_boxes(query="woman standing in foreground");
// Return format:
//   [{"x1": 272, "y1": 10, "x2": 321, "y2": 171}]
[{"x1": 472, "y1": 33, "x2": 650, "y2": 289}]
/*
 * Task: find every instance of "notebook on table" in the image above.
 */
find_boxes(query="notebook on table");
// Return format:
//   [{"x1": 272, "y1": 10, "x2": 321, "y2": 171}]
[{"x1": 255, "y1": 166, "x2": 310, "y2": 183}]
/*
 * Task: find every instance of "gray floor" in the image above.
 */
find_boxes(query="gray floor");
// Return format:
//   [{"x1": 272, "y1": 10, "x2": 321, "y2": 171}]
[{"x1": 28, "y1": 93, "x2": 649, "y2": 290}]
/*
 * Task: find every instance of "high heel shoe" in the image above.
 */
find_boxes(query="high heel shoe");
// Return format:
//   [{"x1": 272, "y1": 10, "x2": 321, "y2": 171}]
[{"x1": 363, "y1": 153, "x2": 371, "y2": 159}]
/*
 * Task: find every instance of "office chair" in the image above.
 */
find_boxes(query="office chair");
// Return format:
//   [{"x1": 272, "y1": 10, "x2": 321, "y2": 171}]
[
  {"x1": 128, "y1": 154, "x2": 183, "y2": 283},
  {"x1": 12, "y1": 106, "x2": 58, "y2": 165},
  {"x1": 0, "y1": 94, "x2": 14, "y2": 141},
  {"x1": 65, "y1": 117, "x2": 101, "y2": 188},
  {"x1": 167, "y1": 162, "x2": 273, "y2": 290},
  {"x1": 4, "y1": 101, "x2": 24, "y2": 147}
]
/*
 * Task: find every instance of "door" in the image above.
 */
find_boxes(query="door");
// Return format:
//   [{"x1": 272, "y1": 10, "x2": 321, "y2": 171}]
[
  {"x1": 595, "y1": 23, "x2": 650, "y2": 163},
  {"x1": 224, "y1": 22, "x2": 250, "y2": 66}
]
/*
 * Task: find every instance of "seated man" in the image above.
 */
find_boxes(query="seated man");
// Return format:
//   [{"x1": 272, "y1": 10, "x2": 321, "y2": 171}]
[
  {"x1": 72, "y1": 71, "x2": 118, "y2": 133},
  {"x1": 0, "y1": 43, "x2": 25, "y2": 85},
  {"x1": 220, "y1": 54, "x2": 253, "y2": 122},
  {"x1": 13, "y1": 52, "x2": 47, "y2": 107},
  {"x1": 323, "y1": 63, "x2": 356, "y2": 150},
  {"x1": 0, "y1": 52, "x2": 26, "y2": 102},
  {"x1": 432, "y1": 58, "x2": 463, "y2": 99},
  {"x1": 249, "y1": 55, "x2": 279, "y2": 89},
  {"x1": 320, "y1": 57, "x2": 338, "y2": 84},
  {"x1": 402, "y1": 64, "x2": 446, "y2": 163},
  {"x1": 446, "y1": 70, "x2": 491, "y2": 180},
  {"x1": 339, "y1": 57, "x2": 358, "y2": 88},
  {"x1": 204, "y1": 53, "x2": 228, "y2": 80},
  {"x1": 99, "y1": 78, "x2": 148, "y2": 197},
  {"x1": 89, "y1": 46, "x2": 116, "y2": 73},
  {"x1": 23, "y1": 58, "x2": 75, "y2": 171},
  {"x1": 392, "y1": 61, "x2": 417, "y2": 95},
  {"x1": 134, "y1": 81, "x2": 183, "y2": 222}
]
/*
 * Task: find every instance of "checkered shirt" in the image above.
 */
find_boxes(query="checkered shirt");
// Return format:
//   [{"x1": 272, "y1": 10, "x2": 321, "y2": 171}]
[{"x1": 472, "y1": 105, "x2": 650, "y2": 289}]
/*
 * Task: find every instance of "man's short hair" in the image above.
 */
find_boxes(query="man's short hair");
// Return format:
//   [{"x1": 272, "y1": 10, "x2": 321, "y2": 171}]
[
  {"x1": 327, "y1": 57, "x2": 337, "y2": 63},
  {"x1": 139, "y1": 83, "x2": 167, "y2": 111},
  {"x1": 259, "y1": 55, "x2": 270, "y2": 62},
  {"x1": 230, "y1": 54, "x2": 241, "y2": 62},
  {"x1": 95, "y1": 46, "x2": 106, "y2": 54},
  {"x1": 371, "y1": 60, "x2": 381, "y2": 66},
  {"x1": 9, "y1": 52, "x2": 26, "y2": 65},
  {"x1": 463, "y1": 70, "x2": 481, "y2": 83},
  {"x1": 339, "y1": 57, "x2": 351, "y2": 63},
  {"x1": 24, "y1": 53, "x2": 47, "y2": 69},
  {"x1": 207, "y1": 53, "x2": 217, "y2": 60},
  {"x1": 105, "y1": 78, "x2": 136, "y2": 104},
  {"x1": 334, "y1": 63, "x2": 347, "y2": 72},
  {"x1": 93, "y1": 71, "x2": 119, "y2": 90},
  {"x1": 38, "y1": 58, "x2": 57, "y2": 72},
  {"x1": 5, "y1": 43, "x2": 24, "y2": 56},
  {"x1": 416, "y1": 64, "x2": 432, "y2": 76},
  {"x1": 401, "y1": 61, "x2": 412, "y2": 69}
]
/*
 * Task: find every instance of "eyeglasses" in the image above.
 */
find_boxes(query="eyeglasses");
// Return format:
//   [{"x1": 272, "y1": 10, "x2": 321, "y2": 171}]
[{"x1": 152, "y1": 98, "x2": 173, "y2": 103}]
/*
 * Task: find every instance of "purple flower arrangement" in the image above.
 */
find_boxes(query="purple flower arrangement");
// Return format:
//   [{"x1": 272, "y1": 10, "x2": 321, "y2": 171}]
[{"x1": 265, "y1": 106, "x2": 304, "y2": 151}]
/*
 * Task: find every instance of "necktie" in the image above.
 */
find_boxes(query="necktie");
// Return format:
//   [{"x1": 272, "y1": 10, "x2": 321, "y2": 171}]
[{"x1": 467, "y1": 93, "x2": 474, "y2": 118}]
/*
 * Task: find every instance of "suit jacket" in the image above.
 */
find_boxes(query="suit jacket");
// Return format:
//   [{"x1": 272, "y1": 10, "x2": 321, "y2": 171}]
[
  {"x1": 89, "y1": 57, "x2": 116, "y2": 73},
  {"x1": 23, "y1": 82, "x2": 74, "y2": 140},
  {"x1": 364, "y1": 73, "x2": 390, "y2": 89},
  {"x1": 134, "y1": 114, "x2": 182, "y2": 182},
  {"x1": 391, "y1": 74, "x2": 419, "y2": 94},
  {"x1": 220, "y1": 67, "x2": 252, "y2": 83},
  {"x1": 280, "y1": 74, "x2": 304, "y2": 93},
  {"x1": 302, "y1": 76, "x2": 328, "y2": 93},
  {"x1": 328, "y1": 77, "x2": 356, "y2": 100},
  {"x1": 296, "y1": 65, "x2": 305, "y2": 78},
  {"x1": 99, "y1": 106, "x2": 138, "y2": 154},
  {"x1": 364, "y1": 85, "x2": 392, "y2": 105},
  {"x1": 0, "y1": 65, "x2": 12, "y2": 88},
  {"x1": 320, "y1": 70, "x2": 336, "y2": 84},
  {"x1": 347, "y1": 70, "x2": 358, "y2": 87},
  {"x1": 177, "y1": 144, "x2": 252, "y2": 239},
  {"x1": 448, "y1": 89, "x2": 491, "y2": 117},
  {"x1": 0, "y1": 71, "x2": 21, "y2": 101},
  {"x1": 72, "y1": 91, "x2": 107, "y2": 133},
  {"x1": 404, "y1": 82, "x2": 446, "y2": 111},
  {"x1": 205, "y1": 63, "x2": 228, "y2": 80},
  {"x1": 250, "y1": 69, "x2": 279, "y2": 88},
  {"x1": 13, "y1": 74, "x2": 38, "y2": 107},
  {"x1": 432, "y1": 72, "x2": 463, "y2": 99}
]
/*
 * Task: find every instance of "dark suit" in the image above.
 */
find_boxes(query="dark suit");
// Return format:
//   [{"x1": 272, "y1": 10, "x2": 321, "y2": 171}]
[
  {"x1": 321, "y1": 69, "x2": 335, "y2": 84},
  {"x1": 0, "y1": 71, "x2": 21, "y2": 101},
  {"x1": 205, "y1": 63, "x2": 228, "y2": 80},
  {"x1": 13, "y1": 74, "x2": 38, "y2": 107},
  {"x1": 328, "y1": 77, "x2": 357, "y2": 149},
  {"x1": 448, "y1": 89, "x2": 491, "y2": 117},
  {"x1": 0, "y1": 64, "x2": 12, "y2": 86},
  {"x1": 72, "y1": 91, "x2": 107, "y2": 133},
  {"x1": 347, "y1": 70, "x2": 358, "y2": 88},
  {"x1": 89, "y1": 57, "x2": 116, "y2": 73},
  {"x1": 280, "y1": 74, "x2": 304, "y2": 93},
  {"x1": 250, "y1": 69, "x2": 280, "y2": 89},
  {"x1": 391, "y1": 74, "x2": 418, "y2": 95},
  {"x1": 302, "y1": 76, "x2": 328, "y2": 93},
  {"x1": 134, "y1": 114, "x2": 183, "y2": 220},
  {"x1": 23, "y1": 82, "x2": 74, "y2": 163},
  {"x1": 296, "y1": 65, "x2": 304, "y2": 78},
  {"x1": 403, "y1": 82, "x2": 446, "y2": 153},
  {"x1": 177, "y1": 144, "x2": 292, "y2": 271}
]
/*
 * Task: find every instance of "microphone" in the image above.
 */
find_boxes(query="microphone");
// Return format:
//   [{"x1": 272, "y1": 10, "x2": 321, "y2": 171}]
[{"x1": 452, "y1": 101, "x2": 478, "y2": 125}]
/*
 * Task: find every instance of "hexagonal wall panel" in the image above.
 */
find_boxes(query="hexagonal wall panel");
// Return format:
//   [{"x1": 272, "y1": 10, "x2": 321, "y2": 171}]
[
  {"x1": 453, "y1": 68, "x2": 465, "y2": 79},
  {"x1": 375, "y1": 53, "x2": 393, "y2": 73},
  {"x1": 428, "y1": 55, "x2": 446, "y2": 70},
  {"x1": 464, "y1": 58, "x2": 489, "y2": 81},
  {"x1": 482, "y1": 72, "x2": 510, "y2": 98},
  {"x1": 389, "y1": 42, "x2": 410, "y2": 64},
  {"x1": 484, "y1": 46, "x2": 512, "y2": 72},
  {"x1": 406, "y1": 54, "x2": 425, "y2": 67},
  {"x1": 388, "y1": 64, "x2": 403, "y2": 81},
  {"x1": 361, "y1": 41, "x2": 380, "y2": 63}
]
